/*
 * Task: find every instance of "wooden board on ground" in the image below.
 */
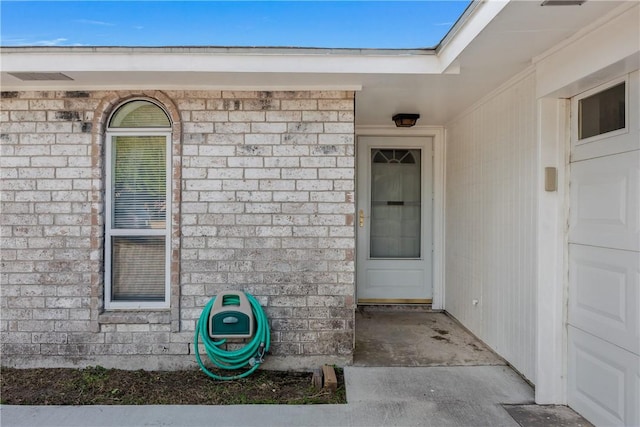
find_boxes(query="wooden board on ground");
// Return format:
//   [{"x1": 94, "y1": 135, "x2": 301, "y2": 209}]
[{"x1": 322, "y1": 365, "x2": 337, "y2": 391}]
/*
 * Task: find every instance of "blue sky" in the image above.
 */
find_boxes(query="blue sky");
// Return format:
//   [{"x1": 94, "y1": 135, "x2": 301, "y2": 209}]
[{"x1": 0, "y1": 1, "x2": 471, "y2": 49}]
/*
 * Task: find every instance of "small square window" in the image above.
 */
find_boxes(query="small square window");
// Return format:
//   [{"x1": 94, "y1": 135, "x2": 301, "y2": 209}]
[{"x1": 578, "y1": 82, "x2": 625, "y2": 140}]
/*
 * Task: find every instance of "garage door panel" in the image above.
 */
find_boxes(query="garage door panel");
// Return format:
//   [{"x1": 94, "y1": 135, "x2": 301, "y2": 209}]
[
  {"x1": 571, "y1": 131, "x2": 640, "y2": 163},
  {"x1": 568, "y1": 327, "x2": 640, "y2": 427},
  {"x1": 569, "y1": 150, "x2": 640, "y2": 251},
  {"x1": 569, "y1": 244, "x2": 640, "y2": 355}
]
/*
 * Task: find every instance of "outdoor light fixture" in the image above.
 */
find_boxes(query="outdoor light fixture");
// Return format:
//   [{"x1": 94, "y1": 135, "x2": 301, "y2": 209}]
[{"x1": 392, "y1": 113, "x2": 420, "y2": 127}]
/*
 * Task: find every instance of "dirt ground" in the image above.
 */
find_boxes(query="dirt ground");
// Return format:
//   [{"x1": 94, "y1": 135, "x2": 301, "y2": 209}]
[{"x1": 0, "y1": 366, "x2": 345, "y2": 405}]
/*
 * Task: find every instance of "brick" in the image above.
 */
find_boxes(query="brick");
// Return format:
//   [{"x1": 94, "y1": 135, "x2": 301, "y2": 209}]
[
  {"x1": 318, "y1": 168, "x2": 354, "y2": 179},
  {"x1": 227, "y1": 157, "x2": 263, "y2": 168},
  {"x1": 191, "y1": 111, "x2": 229, "y2": 122},
  {"x1": 264, "y1": 157, "x2": 299, "y2": 168},
  {"x1": 18, "y1": 133, "x2": 55, "y2": 145},
  {"x1": 184, "y1": 122, "x2": 214, "y2": 133},
  {"x1": 318, "y1": 99, "x2": 353, "y2": 111},
  {"x1": 10, "y1": 111, "x2": 47, "y2": 121},
  {"x1": 296, "y1": 180, "x2": 333, "y2": 191},
  {"x1": 251, "y1": 122, "x2": 287, "y2": 133},
  {"x1": 175, "y1": 99, "x2": 206, "y2": 110},
  {"x1": 222, "y1": 179, "x2": 259, "y2": 191},
  {"x1": 324, "y1": 123, "x2": 354, "y2": 133},
  {"x1": 245, "y1": 203, "x2": 281, "y2": 214},
  {"x1": 32, "y1": 332, "x2": 68, "y2": 344},
  {"x1": 115, "y1": 324, "x2": 150, "y2": 333},
  {"x1": 199, "y1": 145, "x2": 236, "y2": 156},
  {"x1": 265, "y1": 111, "x2": 301, "y2": 122},
  {"x1": 1, "y1": 343, "x2": 41, "y2": 355},
  {"x1": 207, "y1": 133, "x2": 244, "y2": 145},
  {"x1": 281, "y1": 100, "x2": 317, "y2": 111},
  {"x1": 29, "y1": 100, "x2": 65, "y2": 110},
  {"x1": 273, "y1": 192, "x2": 309, "y2": 203},
  {"x1": 18, "y1": 320, "x2": 55, "y2": 331},
  {"x1": 214, "y1": 122, "x2": 250, "y2": 133},
  {"x1": 256, "y1": 226, "x2": 292, "y2": 237},
  {"x1": 318, "y1": 134, "x2": 354, "y2": 145},
  {"x1": 301, "y1": 157, "x2": 337, "y2": 168},
  {"x1": 282, "y1": 168, "x2": 318, "y2": 180},
  {"x1": 1, "y1": 99, "x2": 29, "y2": 110},
  {"x1": 287, "y1": 122, "x2": 323, "y2": 133},
  {"x1": 1, "y1": 332, "x2": 31, "y2": 343},
  {"x1": 245, "y1": 168, "x2": 280, "y2": 179},
  {"x1": 229, "y1": 111, "x2": 265, "y2": 122},
  {"x1": 302, "y1": 111, "x2": 337, "y2": 122},
  {"x1": 0, "y1": 156, "x2": 30, "y2": 168},
  {"x1": 46, "y1": 297, "x2": 87, "y2": 309},
  {"x1": 259, "y1": 180, "x2": 295, "y2": 191},
  {"x1": 282, "y1": 133, "x2": 318, "y2": 145},
  {"x1": 1, "y1": 122, "x2": 37, "y2": 133},
  {"x1": 242, "y1": 99, "x2": 280, "y2": 111},
  {"x1": 18, "y1": 168, "x2": 55, "y2": 179},
  {"x1": 245, "y1": 134, "x2": 281, "y2": 145}
]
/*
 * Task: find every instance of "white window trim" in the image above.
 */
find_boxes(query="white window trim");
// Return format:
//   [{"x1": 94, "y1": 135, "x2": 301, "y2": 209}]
[
  {"x1": 571, "y1": 74, "x2": 628, "y2": 147},
  {"x1": 104, "y1": 128, "x2": 172, "y2": 310}
]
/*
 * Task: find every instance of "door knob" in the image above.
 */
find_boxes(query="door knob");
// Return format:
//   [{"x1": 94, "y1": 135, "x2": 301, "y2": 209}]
[{"x1": 359, "y1": 209, "x2": 365, "y2": 227}]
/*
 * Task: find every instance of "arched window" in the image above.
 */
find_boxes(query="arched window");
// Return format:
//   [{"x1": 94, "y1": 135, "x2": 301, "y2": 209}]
[{"x1": 105, "y1": 100, "x2": 172, "y2": 309}]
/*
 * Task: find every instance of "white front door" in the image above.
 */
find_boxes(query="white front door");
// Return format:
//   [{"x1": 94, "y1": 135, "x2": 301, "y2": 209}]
[{"x1": 356, "y1": 136, "x2": 433, "y2": 303}]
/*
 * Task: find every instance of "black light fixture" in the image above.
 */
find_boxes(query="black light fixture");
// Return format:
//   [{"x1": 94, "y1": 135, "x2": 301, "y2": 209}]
[{"x1": 392, "y1": 113, "x2": 420, "y2": 127}]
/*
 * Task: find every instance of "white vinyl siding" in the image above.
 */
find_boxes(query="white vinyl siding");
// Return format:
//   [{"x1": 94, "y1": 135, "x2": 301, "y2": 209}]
[{"x1": 445, "y1": 71, "x2": 537, "y2": 382}]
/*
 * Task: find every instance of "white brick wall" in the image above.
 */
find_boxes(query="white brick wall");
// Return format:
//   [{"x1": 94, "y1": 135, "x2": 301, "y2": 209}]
[{"x1": 0, "y1": 89, "x2": 356, "y2": 369}]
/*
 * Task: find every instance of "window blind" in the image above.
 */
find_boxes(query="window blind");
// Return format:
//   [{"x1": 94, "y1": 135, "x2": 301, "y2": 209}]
[
  {"x1": 111, "y1": 236, "x2": 165, "y2": 300},
  {"x1": 113, "y1": 136, "x2": 166, "y2": 229},
  {"x1": 109, "y1": 100, "x2": 171, "y2": 128}
]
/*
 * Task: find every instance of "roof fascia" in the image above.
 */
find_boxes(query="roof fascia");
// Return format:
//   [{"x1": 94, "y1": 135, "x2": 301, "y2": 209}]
[
  {"x1": 0, "y1": 46, "x2": 444, "y2": 76},
  {"x1": 436, "y1": 0, "x2": 511, "y2": 73}
]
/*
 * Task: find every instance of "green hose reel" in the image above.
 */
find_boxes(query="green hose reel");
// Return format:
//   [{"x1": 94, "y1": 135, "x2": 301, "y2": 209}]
[
  {"x1": 194, "y1": 291, "x2": 270, "y2": 381},
  {"x1": 209, "y1": 291, "x2": 254, "y2": 339}
]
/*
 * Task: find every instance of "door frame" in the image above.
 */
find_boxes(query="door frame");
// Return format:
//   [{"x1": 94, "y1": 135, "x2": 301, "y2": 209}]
[{"x1": 355, "y1": 126, "x2": 445, "y2": 310}]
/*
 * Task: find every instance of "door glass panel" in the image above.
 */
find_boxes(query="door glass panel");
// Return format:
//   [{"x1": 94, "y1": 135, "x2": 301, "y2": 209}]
[{"x1": 370, "y1": 149, "x2": 421, "y2": 258}]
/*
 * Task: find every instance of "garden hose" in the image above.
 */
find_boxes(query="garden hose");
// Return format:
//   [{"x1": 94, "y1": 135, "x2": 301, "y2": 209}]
[{"x1": 194, "y1": 292, "x2": 270, "y2": 380}]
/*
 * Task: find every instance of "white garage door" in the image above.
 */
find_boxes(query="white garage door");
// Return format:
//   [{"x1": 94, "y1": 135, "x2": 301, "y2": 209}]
[{"x1": 568, "y1": 72, "x2": 640, "y2": 427}]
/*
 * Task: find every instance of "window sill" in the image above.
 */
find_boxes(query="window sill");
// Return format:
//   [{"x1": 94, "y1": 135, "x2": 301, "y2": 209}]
[{"x1": 98, "y1": 310, "x2": 171, "y2": 325}]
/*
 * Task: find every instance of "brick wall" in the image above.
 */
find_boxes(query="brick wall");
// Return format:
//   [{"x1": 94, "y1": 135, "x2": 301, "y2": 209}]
[{"x1": 0, "y1": 89, "x2": 356, "y2": 369}]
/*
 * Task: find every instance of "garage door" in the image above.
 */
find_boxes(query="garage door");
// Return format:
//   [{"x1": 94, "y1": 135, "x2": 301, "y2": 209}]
[{"x1": 567, "y1": 72, "x2": 639, "y2": 427}]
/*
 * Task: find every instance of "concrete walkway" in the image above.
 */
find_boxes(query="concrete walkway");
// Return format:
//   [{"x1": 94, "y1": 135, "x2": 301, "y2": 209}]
[{"x1": 1, "y1": 365, "x2": 539, "y2": 427}]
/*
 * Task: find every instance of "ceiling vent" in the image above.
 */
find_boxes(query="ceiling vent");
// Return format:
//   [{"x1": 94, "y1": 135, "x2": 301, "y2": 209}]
[
  {"x1": 8, "y1": 72, "x2": 73, "y2": 81},
  {"x1": 541, "y1": 0, "x2": 586, "y2": 5}
]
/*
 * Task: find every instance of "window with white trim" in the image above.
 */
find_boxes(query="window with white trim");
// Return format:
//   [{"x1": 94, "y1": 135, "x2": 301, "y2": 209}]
[
  {"x1": 105, "y1": 100, "x2": 172, "y2": 309},
  {"x1": 578, "y1": 81, "x2": 626, "y2": 140}
]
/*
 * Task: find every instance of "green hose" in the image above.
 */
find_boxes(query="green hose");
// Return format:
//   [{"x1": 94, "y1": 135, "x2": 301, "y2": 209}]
[{"x1": 194, "y1": 292, "x2": 270, "y2": 380}]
